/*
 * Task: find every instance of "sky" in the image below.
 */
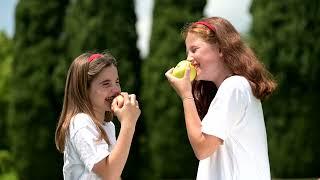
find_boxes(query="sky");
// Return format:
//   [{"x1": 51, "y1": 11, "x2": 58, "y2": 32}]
[
  {"x1": 0, "y1": 0, "x2": 18, "y2": 37},
  {"x1": 1, "y1": 0, "x2": 251, "y2": 58},
  {"x1": 135, "y1": 0, "x2": 252, "y2": 57}
]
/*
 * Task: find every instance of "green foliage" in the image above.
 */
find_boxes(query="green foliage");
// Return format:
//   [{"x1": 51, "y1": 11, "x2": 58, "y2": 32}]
[
  {"x1": 0, "y1": 32, "x2": 15, "y2": 178},
  {"x1": 63, "y1": 0, "x2": 142, "y2": 179},
  {"x1": 8, "y1": 0, "x2": 68, "y2": 179},
  {"x1": 0, "y1": 32, "x2": 13, "y2": 150},
  {"x1": 141, "y1": 0, "x2": 206, "y2": 178},
  {"x1": 0, "y1": 173, "x2": 18, "y2": 180},
  {"x1": 0, "y1": 150, "x2": 18, "y2": 179},
  {"x1": 250, "y1": 0, "x2": 320, "y2": 177},
  {"x1": 64, "y1": 0, "x2": 140, "y2": 93}
]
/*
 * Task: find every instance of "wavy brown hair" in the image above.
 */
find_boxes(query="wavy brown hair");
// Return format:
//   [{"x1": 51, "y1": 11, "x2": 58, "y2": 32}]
[
  {"x1": 182, "y1": 17, "x2": 277, "y2": 119},
  {"x1": 55, "y1": 52, "x2": 118, "y2": 153}
]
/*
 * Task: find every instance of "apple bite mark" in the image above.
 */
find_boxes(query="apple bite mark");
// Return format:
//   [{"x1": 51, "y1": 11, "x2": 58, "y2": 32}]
[{"x1": 172, "y1": 60, "x2": 197, "y2": 81}]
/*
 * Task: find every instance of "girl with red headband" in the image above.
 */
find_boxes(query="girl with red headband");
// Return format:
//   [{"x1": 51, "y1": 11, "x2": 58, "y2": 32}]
[
  {"x1": 55, "y1": 52, "x2": 140, "y2": 179},
  {"x1": 165, "y1": 17, "x2": 276, "y2": 180}
]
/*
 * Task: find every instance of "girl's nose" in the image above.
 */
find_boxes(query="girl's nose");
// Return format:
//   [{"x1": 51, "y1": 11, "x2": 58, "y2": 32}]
[
  {"x1": 186, "y1": 55, "x2": 193, "y2": 60},
  {"x1": 112, "y1": 85, "x2": 121, "y2": 95},
  {"x1": 187, "y1": 56, "x2": 195, "y2": 64}
]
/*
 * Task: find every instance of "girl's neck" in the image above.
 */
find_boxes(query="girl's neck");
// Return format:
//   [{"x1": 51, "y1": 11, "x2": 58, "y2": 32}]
[
  {"x1": 93, "y1": 109, "x2": 105, "y2": 123},
  {"x1": 214, "y1": 68, "x2": 233, "y2": 88}
]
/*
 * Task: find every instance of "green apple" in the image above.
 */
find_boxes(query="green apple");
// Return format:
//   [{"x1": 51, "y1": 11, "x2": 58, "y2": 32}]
[{"x1": 172, "y1": 60, "x2": 196, "y2": 81}]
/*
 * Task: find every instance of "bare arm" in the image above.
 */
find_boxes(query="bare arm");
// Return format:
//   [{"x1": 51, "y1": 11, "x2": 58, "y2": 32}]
[
  {"x1": 182, "y1": 97, "x2": 222, "y2": 160},
  {"x1": 92, "y1": 93, "x2": 140, "y2": 179},
  {"x1": 92, "y1": 124, "x2": 135, "y2": 179},
  {"x1": 165, "y1": 67, "x2": 222, "y2": 160}
]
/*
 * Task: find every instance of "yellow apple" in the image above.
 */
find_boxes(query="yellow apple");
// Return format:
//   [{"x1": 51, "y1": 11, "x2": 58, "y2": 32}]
[{"x1": 172, "y1": 60, "x2": 196, "y2": 81}]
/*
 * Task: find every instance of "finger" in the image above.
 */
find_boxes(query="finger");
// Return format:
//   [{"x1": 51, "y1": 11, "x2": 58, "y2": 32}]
[
  {"x1": 121, "y1": 92, "x2": 130, "y2": 105},
  {"x1": 129, "y1": 94, "x2": 136, "y2": 105},
  {"x1": 165, "y1": 68, "x2": 174, "y2": 78},
  {"x1": 120, "y1": 92, "x2": 128, "y2": 96},
  {"x1": 111, "y1": 97, "x2": 117, "y2": 107},
  {"x1": 184, "y1": 66, "x2": 191, "y2": 80},
  {"x1": 111, "y1": 99, "x2": 119, "y2": 112},
  {"x1": 135, "y1": 99, "x2": 139, "y2": 109},
  {"x1": 165, "y1": 68, "x2": 179, "y2": 81}
]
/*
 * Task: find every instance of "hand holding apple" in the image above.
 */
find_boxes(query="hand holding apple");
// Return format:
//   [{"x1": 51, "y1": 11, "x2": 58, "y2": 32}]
[
  {"x1": 172, "y1": 60, "x2": 196, "y2": 81},
  {"x1": 113, "y1": 94, "x2": 124, "y2": 108},
  {"x1": 112, "y1": 93, "x2": 141, "y2": 127},
  {"x1": 165, "y1": 60, "x2": 195, "y2": 100}
]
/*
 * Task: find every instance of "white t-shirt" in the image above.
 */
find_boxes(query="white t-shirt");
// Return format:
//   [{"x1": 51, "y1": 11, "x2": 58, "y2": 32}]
[
  {"x1": 197, "y1": 76, "x2": 271, "y2": 180},
  {"x1": 63, "y1": 113, "x2": 117, "y2": 180}
]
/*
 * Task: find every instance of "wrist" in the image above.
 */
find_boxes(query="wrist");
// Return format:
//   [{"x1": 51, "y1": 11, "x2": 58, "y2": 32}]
[
  {"x1": 121, "y1": 121, "x2": 137, "y2": 130},
  {"x1": 181, "y1": 92, "x2": 193, "y2": 99},
  {"x1": 182, "y1": 96, "x2": 194, "y2": 101}
]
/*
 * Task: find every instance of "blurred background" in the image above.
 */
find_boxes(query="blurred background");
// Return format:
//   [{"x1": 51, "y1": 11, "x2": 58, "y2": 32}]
[{"x1": 0, "y1": 0, "x2": 319, "y2": 179}]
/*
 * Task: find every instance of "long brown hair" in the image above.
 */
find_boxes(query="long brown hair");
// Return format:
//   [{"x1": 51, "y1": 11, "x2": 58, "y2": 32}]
[
  {"x1": 182, "y1": 17, "x2": 277, "y2": 119},
  {"x1": 55, "y1": 52, "x2": 118, "y2": 153}
]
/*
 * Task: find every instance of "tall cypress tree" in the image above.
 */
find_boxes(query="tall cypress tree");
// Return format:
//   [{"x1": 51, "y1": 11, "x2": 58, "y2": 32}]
[
  {"x1": 0, "y1": 32, "x2": 12, "y2": 151},
  {"x1": 141, "y1": 0, "x2": 205, "y2": 178},
  {"x1": 9, "y1": 0, "x2": 68, "y2": 179},
  {"x1": 63, "y1": 0, "x2": 142, "y2": 179},
  {"x1": 64, "y1": 0, "x2": 140, "y2": 94},
  {"x1": 250, "y1": 0, "x2": 320, "y2": 177},
  {"x1": 0, "y1": 32, "x2": 16, "y2": 178}
]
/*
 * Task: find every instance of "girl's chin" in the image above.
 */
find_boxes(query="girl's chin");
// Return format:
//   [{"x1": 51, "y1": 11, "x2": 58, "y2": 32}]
[{"x1": 104, "y1": 102, "x2": 112, "y2": 111}]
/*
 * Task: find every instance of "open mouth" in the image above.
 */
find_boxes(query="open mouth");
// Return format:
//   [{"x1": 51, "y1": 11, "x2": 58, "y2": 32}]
[{"x1": 193, "y1": 63, "x2": 199, "y2": 69}]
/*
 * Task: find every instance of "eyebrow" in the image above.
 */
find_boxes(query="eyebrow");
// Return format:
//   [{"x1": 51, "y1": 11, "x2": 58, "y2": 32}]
[
  {"x1": 99, "y1": 78, "x2": 119, "y2": 84},
  {"x1": 99, "y1": 80, "x2": 110, "y2": 85}
]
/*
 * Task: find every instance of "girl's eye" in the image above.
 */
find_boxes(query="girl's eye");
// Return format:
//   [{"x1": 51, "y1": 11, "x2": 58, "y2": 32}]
[
  {"x1": 191, "y1": 47, "x2": 198, "y2": 53},
  {"x1": 102, "y1": 83, "x2": 111, "y2": 87}
]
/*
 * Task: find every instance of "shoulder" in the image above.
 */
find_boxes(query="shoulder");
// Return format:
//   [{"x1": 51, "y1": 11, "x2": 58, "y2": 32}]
[
  {"x1": 69, "y1": 113, "x2": 96, "y2": 137},
  {"x1": 215, "y1": 76, "x2": 252, "y2": 103},
  {"x1": 71, "y1": 113, "x2": 95, "y2": 128},
  {"x1": 219, "y1": 75, "x2": 251, "y2": 94}
]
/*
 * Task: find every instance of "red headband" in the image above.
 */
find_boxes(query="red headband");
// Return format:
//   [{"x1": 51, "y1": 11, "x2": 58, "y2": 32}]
[
  {"x1": 88, "y1": 54, "x2": 103, "y2": 62},
  {"x1": 194, "y1": 21, "x2": 215, "y2": 32}
]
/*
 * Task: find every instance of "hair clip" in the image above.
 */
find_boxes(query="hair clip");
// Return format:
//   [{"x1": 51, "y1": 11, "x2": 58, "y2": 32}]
[
  {"x1": 194, "y1": 21, "x2": 215, "y2": 32},
  {"x1": 88, "y1": 54, "x2": 103, "y2": 62}
]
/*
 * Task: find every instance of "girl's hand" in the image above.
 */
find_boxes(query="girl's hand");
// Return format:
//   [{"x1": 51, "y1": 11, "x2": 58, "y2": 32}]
[
  {"x1": 113, "y1": 94, "x2": 124, "y2": 108},
  {"x1": 165, "y1": 66, "x2": 193, "y2": 100},
  {"x1": 111, "y1": 92, "x2": 141, "y2": 127}
]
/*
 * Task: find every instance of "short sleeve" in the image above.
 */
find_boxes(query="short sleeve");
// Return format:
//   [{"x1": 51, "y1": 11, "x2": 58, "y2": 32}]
[
  {"x1": 69, "y1": 114, "x2": 110, "y2": 172},
  {"x1": 201, "y1": 76, "x2": 249, "y2": 140}
]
